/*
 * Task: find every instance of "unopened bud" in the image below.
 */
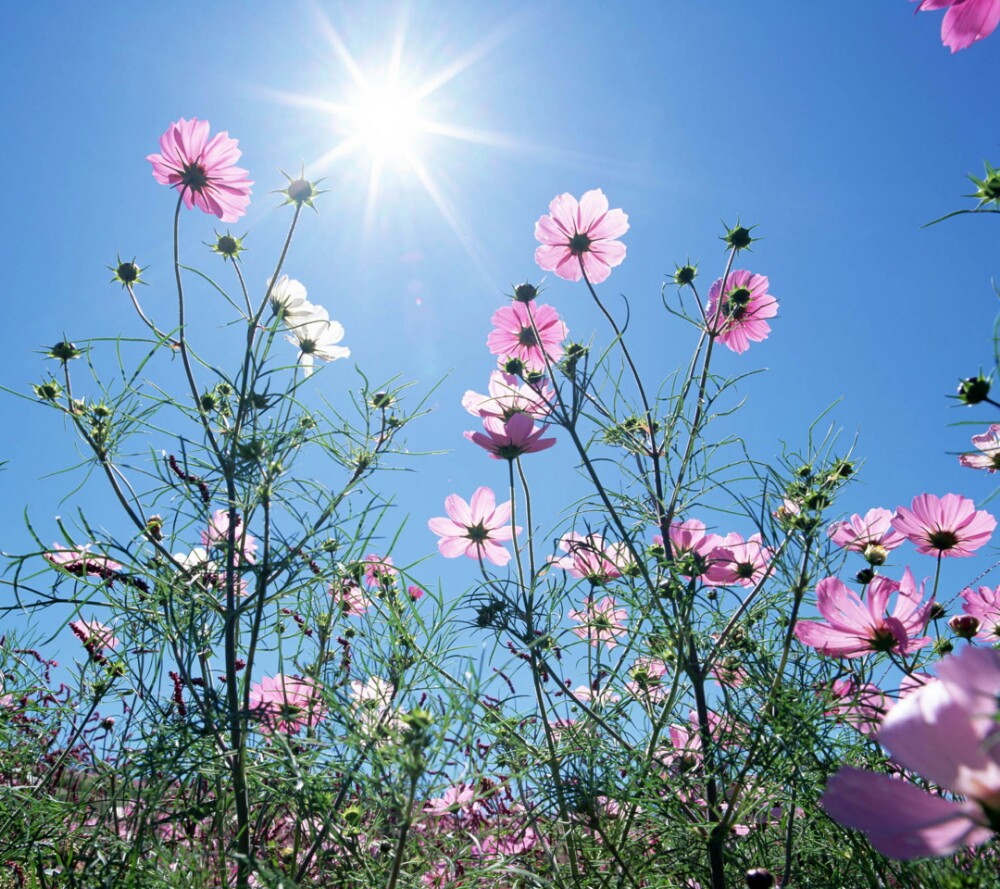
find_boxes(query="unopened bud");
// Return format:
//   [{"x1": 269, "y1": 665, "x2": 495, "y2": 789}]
[
  {"x1": 745, "y1": 869, "x2": 774, "y2": 889},
  {"x1": 949, "y1": 614, "x2": 980, "y2": 639}
]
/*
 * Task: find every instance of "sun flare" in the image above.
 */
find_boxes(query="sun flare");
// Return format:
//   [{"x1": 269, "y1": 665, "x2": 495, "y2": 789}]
[{"x1": 347, "y1": 81, "x2": 425, "y2": 162}]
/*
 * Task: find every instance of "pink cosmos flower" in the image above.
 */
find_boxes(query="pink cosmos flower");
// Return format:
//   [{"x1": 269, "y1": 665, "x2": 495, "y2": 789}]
[
  {"x1": 959, "y1": 424, "x2": 1000, "y2": 472},
  {"x1": 828, "y1": 508, "x2": 906, "y2": 562},
  {"x1": 332, "y1": 580, "x2": 371, "y2": 616},
  {"x1": 428, "y1": 487, "x2": 519, "y2": 567},
  {"x1": 486, "y1": 302, "x2": 568, "y2": 372},
  {"x1": 826, "y1": 678, "x2": 890, "y2": 737},
  {"x1": 462, "y1": 371, "x2": 553, "y2": 420},
  {"x1": 534, "y1": 189, "x2": 629, "y2": 284},
  {"x1": 423, "y1": 784, "x2": 478, "y2": 818},
  {"x1": 653, "y1": 519, "x2": 730, "y2": 584},
  {"x1": 248, "y1": 674, "x2": 326, "y2": 734},
  {"x1": 45, "y1": 544, "x2": 123, "y2": 576},
  {"x1": 363, "y1": 554, "x2": 397, "y2": 588},
  {"x1": 892, "y1": 493, "x2": 996, "y2": 558},
  {"x1": 704, "y1": 270, "x2": 778, "y2": 354},
  {"x1": 961, "y1": 584, "x2": 1000, "y2": 642},
  {"x1": 794, "y1": 570, "x2": 933, "y2": 658},
  {"x1": 147, "y1": 118, "x2": 253, "y2": 222},
  {"x1": 822, "y1": 646, "x2": 1000, "y2": 858},
  {"x1": 912, "y1": 0, "x2": 1000, "y2": 52},
  {"x1": 711, "y1": 532, "x2": 773, "y2": 587},
  {"x1": 568, "y1": 596, "x2": 629, "y2": 649},
  {"x1": 625, "y1": 657, "x2": 671, "y2": 704},
  {"x1": 69, "y1": 619, "x2": 119, "y2": 653},
  {"x1": 407, "y1": 584, "x2": 426, "y2": 601},
  {"x1": 465, "y1": 412, "x2": 556, "y2": 461},
  {"x1": 548, "y1": 532, "x2": 622, "y2": 584},
  {"x1": 201, "y1": 510, "x2": 258, "y2": 563}
]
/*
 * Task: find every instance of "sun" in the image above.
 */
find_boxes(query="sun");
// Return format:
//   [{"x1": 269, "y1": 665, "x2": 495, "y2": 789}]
[{"x1": 346, "y1": 80, "x2": 425, "y2": 162}]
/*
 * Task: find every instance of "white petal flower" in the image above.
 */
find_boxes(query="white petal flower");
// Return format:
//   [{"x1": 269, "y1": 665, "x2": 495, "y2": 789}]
[{"x1": 284, "y1": 303, "x2": 350, "y2": 376}]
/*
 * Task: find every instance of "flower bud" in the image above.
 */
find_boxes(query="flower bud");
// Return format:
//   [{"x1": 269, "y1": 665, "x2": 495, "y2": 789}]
[
  {"x1": 277, "y1": 168, "x2": 324, "y2": 209},
  {"x1": 110, "y1": 257, "x2": 143, "y2": 288},
  {"x1": 145, "y1": 515, "x2": 164, "y2": 542},
  {"x1": 513, "y1": 283, "x2": 538, "y2": 303},
  {"x1": 949, "y1": 614, "x2": 980, "y2": 639},
  {"x1": 33, "y1": 380, "x2": 63, "y2": 401},
  {"x1": 673, "y1": 263, "x2": 698, "y2": 286},
  {"x1": 854, "y1": 567, "x2": 875, "y2": 585},
  {"x1": 48, "y1": 341, "x2": 82, "y2": 362},
  {"x1": 209, "y1": 230, "x2": 246, "y2": 261},
  {"x1": 969, "y1": 161, "x2": 1000, "y2": 208},
  {"x1": 370, "y1": 391, "x2": 393, "y2": 409},
  {"x1": 723, "y1": 221, "x2": 756, "y2": 251},
  {"x1": 503, "y1": 357, "x2": 525, "y2": 376},
  {"x1": 862, "y1": 543, "x2": 887, "y2": 566},
  {"x1": 934, "y1": 637, "x2": 954, "y2": 656},
  {"x1": 745, "y1": 869, "x2": 774, "y2": 889},
  {"x1": 957, "y1": 375, "x2": 991, "y2": 405},
  {"x1": 928, "y1": 602, "x2": 947, "y2": 621}
]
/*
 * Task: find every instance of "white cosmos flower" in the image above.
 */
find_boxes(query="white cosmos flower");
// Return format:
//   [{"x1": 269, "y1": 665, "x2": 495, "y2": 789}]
[
  {"x1": 284, "y1": 304, "x2": 350, "y2": 376},
  {"x1": 268, "y1": 275, "x2": 313, "y2": 322}
]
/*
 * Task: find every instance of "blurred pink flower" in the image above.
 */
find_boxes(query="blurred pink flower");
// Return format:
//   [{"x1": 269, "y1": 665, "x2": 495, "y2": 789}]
[
  {"x1": 486, "y1": 302, "x2": 567, "y2": 372},
  {"x1": 249, "y1": 674, "x2": 325, "y2": 734},
  {"x1": 794, "y1": 570, "x2": 932, "y2": 658},
  {"x1": 822, "y1": 646, "x2": 1000, "y2": 857},
  {"x1": 711, "y1": 532, "x2": 773, "y2": 587},
  {"x1": 46, "y1": 544, "x2": 123, "y2": 576},
  {"x1": 961, "y1": 583, "x2": 1000, "y2": 642},
  {"x1": 423, "y1": 783, "x2": 478, "y2": 818},
  {"x1": 462, "y1": 371, "x2": 553, "y2": 420},
  {"x1": 534, "y1": 189, "x2": 628, "y2": 284},
  {"x1": 705, "y1": 270, "x2": 778, "y2": 354},
  {"x1": 626, "y1": 657, "x2": 671, "y2": 704},
  {"x1": 549, "y1": 532, "x2": 622, "y2": 584},
  {"x1": 465, "y1": 412, "x2": 556, "y2": 461},
  {"x1": 333, "y1": 580, "x2": 371, "y2": 615},
  {"x1": 959, "y1": 424, "x2": 1000, "y2": 472},
  {"x1": 828, "y1": 508, "x2": 906, "y2": 556},
  {"x1": 363, "y1": 554, "x2": 397, "y2": 588},
  {"x1": 147, "y1": 118, "x2": 253, "y2": 222},
  {"x1": 568, "y1": 596, "x2": 628, "y2": 648},
  {"x1": 892, "y1": 493, "x2": 996, "y2": 558},
  {"x1": 428, "y1": 487, "x2": 519, "y2": 566},
  {"x1": 912, "y1": 0, "x2": 1000, "y2": 52},
  {"x1": 826, "y1": 678, "x2": 890, "y2": 737},
  {"x1": 201, "y1": 510, "x2": 258, "y2": 563},
  {"x1": 69, "y1": 619, "x2": 119, "y2": 653}
]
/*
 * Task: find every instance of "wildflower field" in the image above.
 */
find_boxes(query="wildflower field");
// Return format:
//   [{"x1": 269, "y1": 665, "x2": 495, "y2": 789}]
[{"x1": 2, "y1": 3, "x2": 1000, "y2": 888}]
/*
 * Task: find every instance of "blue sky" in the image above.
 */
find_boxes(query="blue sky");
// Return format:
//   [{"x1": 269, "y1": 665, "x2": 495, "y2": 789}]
[{"x1": 2, "y1": 2, "x2": 999, "y2": 658}]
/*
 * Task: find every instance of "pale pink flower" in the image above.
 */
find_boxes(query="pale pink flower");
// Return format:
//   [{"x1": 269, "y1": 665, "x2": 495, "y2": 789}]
[
  {"x1": 534, "y1": 189, "x2": 628, "y2": 284},
  {"x1": 147, "y1": 118, "x2": 253, "y2": 222},
  {"x1": 570, "y1": 684, "x2": 621, "y2": 706},
  {"x1": 912, "y1": 0, "x2": 1000, "y2": 52},
  {"x1": 828, "y1": 508, "x2": 906, "y2": 567},
  {"x1": 69, "y1": 619, "x2": 118, "y2": 653},
  {"x1": 428, "y1": 487, "x2": 519, "y2": 567},
  {"x1": 249, "y1": 674, "x2": 325, "y2": 734},
  {"x1": 892, "y1": 493, "x2": 996, "y2": 558},
  {"x1": 961, "y1": 584, "x2": 1000, "y2": 642},
  {"x1": 826, "y1": 678, "x2": 890, "y2": 737},
  {"x1": 349, "y1": 676, "x2": 402, "y2": 736},
  {"x1": 794, "y1": 570, "x2": 932, "y2": 658},
  {"x1": 959, "y1": 424, "x2": 1000, "y2": 472},
  {"x1": 548, "y1": 532, "x2": 622, "y2": 584},
  {"x1": 711, "y1": 532, "x2": 773, "y2": 587},
  {"x1": 486, "y1": 302, "x2": 567, "y2": 372},
  {"x1": 625, "y1": 657, "x2": 671, "y2": 704},
  {"x1": 653, "y1": 519, "x2": 730, "y2": 584},
  {"x1": 363, "y1": 554, "x2": 397, "y2": 588},
  {"x1": 465, "y1": 412, "x2": 556, "y2": 461},
  {"x1": 333, "y1": 581, "x2": 371, "y2": 616},
  {"x1": 568, "y1": 596, "x2": 628, "y2": 649},
  {"x1": 704, "y1": 270, "x2": 778, "y2": 354},
  {"x1": 423, "y1": 784, "x2": 478, "y2": 818},
  {"x1": 201, "y1": 510, "x2": 258, "y2": 563},
  {"x1": 822, "y1": 646, "x2": 1000, "y2": 858},
  {"x1": 462, "y1": 371, "x2": 553, "y2": 420},
  {"x1": 407, "y1": 584, "x2": 425, "y2": 601},
  {"x1": 45, "y1": 544, "x2": 123, "y2": 576}
]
